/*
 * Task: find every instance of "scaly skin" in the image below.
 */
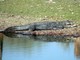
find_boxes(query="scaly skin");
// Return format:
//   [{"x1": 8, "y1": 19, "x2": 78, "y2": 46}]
[{"x1": 3, "y1": 20, "x2": 75, "y2": 33}]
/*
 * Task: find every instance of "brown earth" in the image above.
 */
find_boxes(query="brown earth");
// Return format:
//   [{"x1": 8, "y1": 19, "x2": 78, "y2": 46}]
[
  {"x1": 32, "y1": 28, "x2": 80, "y2": 36},
  {"x1": 0, "y1": 13, "x2": 80, "y2": 37}
]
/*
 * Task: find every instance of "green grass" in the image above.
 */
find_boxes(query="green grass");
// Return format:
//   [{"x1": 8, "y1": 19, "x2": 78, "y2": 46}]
[{"x1": 0, "y1": 0, "x2": 80, "y2": 21}]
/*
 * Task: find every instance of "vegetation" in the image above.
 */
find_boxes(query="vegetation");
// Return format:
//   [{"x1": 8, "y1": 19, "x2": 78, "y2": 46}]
[{"x1": 0, "y1": 0, "x2": 80, "y2": 28}]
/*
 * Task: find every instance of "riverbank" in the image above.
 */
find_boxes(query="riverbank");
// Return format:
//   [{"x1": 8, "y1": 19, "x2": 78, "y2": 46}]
[
  {"x1": 0, "y1": 13, "x2": 80, "y2": 37},
  {"x1": 33, "y1": 27, "x2": 80, "y2": 37},
  {"x1": 13, "y1": 27, "x2": 80, "y2": 37},
  {"x1": 0, "y1": 13, "x2": 80, "y2": 30}
]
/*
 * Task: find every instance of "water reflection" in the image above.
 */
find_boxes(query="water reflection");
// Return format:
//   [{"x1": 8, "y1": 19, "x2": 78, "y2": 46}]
[
  {"x1": 4, "y1": 33, "x2": 73, "y2": 42},
  {"x1": 1, "y1": 33, "x2": 80, "y2": 60}
]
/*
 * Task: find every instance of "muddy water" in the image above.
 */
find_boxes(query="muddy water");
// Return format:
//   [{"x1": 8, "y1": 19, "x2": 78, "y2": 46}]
[{"x1": 0, "y1": 34, "x2": 80, "y2": 60}]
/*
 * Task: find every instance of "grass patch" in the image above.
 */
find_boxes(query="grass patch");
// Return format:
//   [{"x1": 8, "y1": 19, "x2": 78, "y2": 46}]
[
  {"x1": 0, "y1": 0, "x2": 80, "y2": 23},
  {"x1": 0, "y1": 0, "x2": 80, "y2": 41}
]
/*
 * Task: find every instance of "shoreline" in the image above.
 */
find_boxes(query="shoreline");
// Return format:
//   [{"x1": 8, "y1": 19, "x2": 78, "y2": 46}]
[
  {"x1": 2, "y1": 27, "x2": 80, "y2": 38},
  {"x1": 0, "y1": 13, "x2": 80, "y2": 30}
]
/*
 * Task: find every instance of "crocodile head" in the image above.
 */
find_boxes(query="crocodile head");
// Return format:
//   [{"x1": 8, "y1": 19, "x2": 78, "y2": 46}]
[{"x1": 64, "y1": 20, "x2": 77, "y2": 28}]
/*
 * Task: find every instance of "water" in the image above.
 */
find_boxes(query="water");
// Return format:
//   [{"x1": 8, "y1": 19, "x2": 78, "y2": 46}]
[{"x1": 0, "y1": 34, "x2": 80, "y2": 60}]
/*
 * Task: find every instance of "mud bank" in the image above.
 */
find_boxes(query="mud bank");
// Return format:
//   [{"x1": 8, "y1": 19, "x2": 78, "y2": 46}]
[{"x1": 11, "y1": 27, "x2": 80, "y2": 37}]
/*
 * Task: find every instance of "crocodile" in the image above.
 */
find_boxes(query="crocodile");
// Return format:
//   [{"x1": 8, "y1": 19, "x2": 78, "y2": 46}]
[{"x1": 2, "y1": 20, "x2": 76, "y2": 33}]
